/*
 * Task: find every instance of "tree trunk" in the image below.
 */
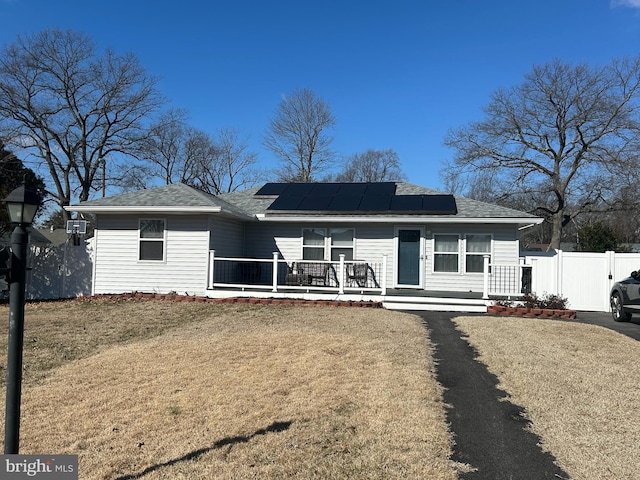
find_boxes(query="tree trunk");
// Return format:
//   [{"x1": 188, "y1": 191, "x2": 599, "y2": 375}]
[{"x1": 549, "y1": 211, "x2": 563, "y2": 250}]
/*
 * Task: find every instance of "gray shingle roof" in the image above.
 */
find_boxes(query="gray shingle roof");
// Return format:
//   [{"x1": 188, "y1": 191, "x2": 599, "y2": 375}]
[
  {"x1": 70, "y1": 181, "x2": 539, "y2": 221},
  {"x1": 70, "y1": 183, "x2": 250, "y2": 218}
]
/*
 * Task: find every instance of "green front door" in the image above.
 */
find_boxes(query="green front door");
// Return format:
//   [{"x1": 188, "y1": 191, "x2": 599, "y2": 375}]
[{"x1": 397, "y1": 228, "x2": 422, "y2": 286}]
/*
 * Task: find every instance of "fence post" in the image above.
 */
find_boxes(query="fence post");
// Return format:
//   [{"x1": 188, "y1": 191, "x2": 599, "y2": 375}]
[
  {"x1": 381, "y1": 254, "x2": 387, "y2": 295},
  {"x1": 482, "y1": 255, "x2": 490, "y2": 299},
  {"x1": 272, "y1": 252, "x2": 279, "y2": 292},
  {"x1": 338, "y1": 254, "x2": 345, "y2": 294},
  {"x1": 208, "y1": 250, "x2": 215, "y2": 289},
  {"x1": 605, "y1": 250, "x2": 615, "y2": 312},
  {"x1": 556, "y1": 249, "x2": 563, "y2": 295}
]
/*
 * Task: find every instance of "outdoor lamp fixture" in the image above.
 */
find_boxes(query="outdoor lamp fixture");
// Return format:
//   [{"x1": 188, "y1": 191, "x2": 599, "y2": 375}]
[
  {"x1": 3, "y1": 183, "x2": 42, "y2": 454},
  {"x1": 5, "y1": 184, "x2": 41, "y2": 226}
]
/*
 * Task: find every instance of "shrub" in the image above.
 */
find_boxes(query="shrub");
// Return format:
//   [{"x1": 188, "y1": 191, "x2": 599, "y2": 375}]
[{"x1": 521, "y1": 292, "x2": 569, "y2": 310}]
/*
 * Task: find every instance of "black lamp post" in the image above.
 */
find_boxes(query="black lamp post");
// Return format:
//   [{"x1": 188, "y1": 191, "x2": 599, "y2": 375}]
[{"x1": 3, "y1": 183, "x2": 41, "y2": 454}]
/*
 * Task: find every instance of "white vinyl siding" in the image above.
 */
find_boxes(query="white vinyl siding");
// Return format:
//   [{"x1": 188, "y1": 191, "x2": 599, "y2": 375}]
[
  {"x1": 425, "y1": 224, "x2": 517, "y2": 293},
  {"x1": 209, "y1": 216, "x2": 244, "y2": 257},
  {"x1": 93, "y1": 214, "x2": 210, "y2": 296}
]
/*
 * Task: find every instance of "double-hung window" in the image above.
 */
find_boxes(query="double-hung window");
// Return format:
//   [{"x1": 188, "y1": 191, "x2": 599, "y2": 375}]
[
  {"x1": 302, "y1": 228, "x2": 326, "y2": 260},
  {"x1": 302, "y1": 228, "x2": 355, "y2": 260},
  {"x1": 330, "y1": 228, "x2": 354, "y2": 261},
  {"x1": 465, "y1": 234, "x2": 491, "y2": 273},
  {"x1": 139, "y1": 219, "x2": 165, "y2": 261},
  {"x1": 433, "y1": 234, "x2": 459, "y2": 272}
]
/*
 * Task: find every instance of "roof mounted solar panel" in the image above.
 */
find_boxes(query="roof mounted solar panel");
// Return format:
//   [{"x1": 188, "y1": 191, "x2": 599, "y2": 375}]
[
  {"x1": 422, "y1": 195, "x2": 457, "y2": 214},
  {"x1": 358, "y1": 195, "x2": 392, "y2": 211},
  {"x1": 261, "y1": 182, "x2": 458, "y2": 215},
  {"x1": 328, "y1": 195, "x2": 362, "y2": 211},
  {"x1": 267, "y1": 194, "x2": 305, "y2": 211},
  {"x1": 298, "y1": 195, "x2": 333, "y2": 211},
  {"x1": 310, "y1": 183, "x2": 341, "y2": 196},
  {"x1": 390, "y1": 195, "x2": 423, "y2": 212},
  {"x1": 364, "y1": 182, "x2": 396, "y2": 196},
  {"x1": 337, "y1": 183, "x2": 367, "y2": 196},
  {"x1": 255, "y1": 183, "x2": 288, "y2": 196},
  {"x1": 283, "y1": 183, "x2": 315, "y2": 196}
]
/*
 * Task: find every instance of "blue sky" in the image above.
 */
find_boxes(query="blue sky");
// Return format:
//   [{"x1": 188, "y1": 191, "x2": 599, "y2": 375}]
[{"x1": 2, "y1": 0, "x2": 640, "y2": 192}]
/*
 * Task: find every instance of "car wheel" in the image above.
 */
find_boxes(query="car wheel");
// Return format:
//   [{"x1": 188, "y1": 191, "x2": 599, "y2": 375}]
[{"x1": 611, "y1": 292, "x2": 632, "y2": 322}]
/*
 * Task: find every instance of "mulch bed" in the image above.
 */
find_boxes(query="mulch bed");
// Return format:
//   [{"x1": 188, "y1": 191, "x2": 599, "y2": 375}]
[{"x1": 77, "y1": 293, "x2": 384, "y2": 309}]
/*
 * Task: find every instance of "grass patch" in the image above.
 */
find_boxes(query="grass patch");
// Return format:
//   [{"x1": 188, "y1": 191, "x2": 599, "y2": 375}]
[
  {"x1": 0, "y1": 300, "x2": 458, "y2": 480},
  {"x1": 454, "y1": 316, "x2": 640, "y2": 480}
]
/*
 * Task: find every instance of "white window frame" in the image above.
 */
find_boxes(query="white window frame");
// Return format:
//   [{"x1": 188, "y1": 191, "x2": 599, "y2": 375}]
[
  {"x1": 329, "y1": 228, "x2": 355, "y2": 261},
  {"x1": 301, "y1": 228, "x2": 327, "y2": 260},
  {"x1": 300, "y1": 227, "x2": 356, "y2": 261},
  {"x1": 464, "y1": 234, "x2": 492, "y2": 274},
  {"x1": 138, "y1": 218, "x2": 166, "y2": 262},
  {"x1": 432, "y1": 234, "x2": 460, "y2": 273}
]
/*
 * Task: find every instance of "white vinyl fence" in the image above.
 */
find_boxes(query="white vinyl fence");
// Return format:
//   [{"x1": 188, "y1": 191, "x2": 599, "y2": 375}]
[
  {"x1": 25, "y1": 239, "x2": 94, "y2": 300},
  {"x1": 522, "y1": 250, "x2": 640, "y2": 312}
]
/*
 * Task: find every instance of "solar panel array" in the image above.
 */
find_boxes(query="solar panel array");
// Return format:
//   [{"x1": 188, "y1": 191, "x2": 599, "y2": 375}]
[{"x1": 255, "y1": 183, "x2": 457, "y2": 215}]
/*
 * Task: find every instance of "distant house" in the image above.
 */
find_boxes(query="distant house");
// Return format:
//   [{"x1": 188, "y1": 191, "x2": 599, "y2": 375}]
[{"x1": 66, "y1": 182, "x2": 542, "y2": 310}]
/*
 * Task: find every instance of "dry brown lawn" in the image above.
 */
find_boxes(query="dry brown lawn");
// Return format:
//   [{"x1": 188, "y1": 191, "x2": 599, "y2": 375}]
[
  {"x1": 0, "y1": 300, "x2": 458, "y2": 480},
  {"x1": 454, "y1": 315, "x2": 640, "y2": 480}
]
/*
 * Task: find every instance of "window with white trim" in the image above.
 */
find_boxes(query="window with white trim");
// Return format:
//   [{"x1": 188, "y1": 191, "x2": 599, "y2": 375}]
[
  {"x1": 465, "y1": 234, "x2": 491, "y2": 273},
  {"x1": 330, "y1": 228, "x2": 354, "y2": 261},
  {"x1": 139, "y1": 219, "x2": 165, "y2": 261},
  {"x1": 302, "y1": 228, "x2": 326, "y2": 260},
  {"x1": 433, "y1": 234, "x2": 459, "y2": 272}
]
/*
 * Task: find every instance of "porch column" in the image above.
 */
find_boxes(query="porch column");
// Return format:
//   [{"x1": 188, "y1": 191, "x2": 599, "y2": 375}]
[
  {"x1": 272, "y1": 252, "x2": 279, "y2": 292},
  {"x1": 208, "y1": 250, "x2": 215, "y2": 290},
  {"x1": 381, "y1": 254, "x2": 388, "y2": 295},
  {"x1": 482, "y1": 254, "x2": 490, "y2": 299},
  {"x1": 338, "y1": 254, "x2": 345, "y2": 294}
]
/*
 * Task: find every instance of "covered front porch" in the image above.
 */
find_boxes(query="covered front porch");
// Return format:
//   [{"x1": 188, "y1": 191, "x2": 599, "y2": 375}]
[{"x1": 205, "y1": 251, "x2": 532, "y2": 312}]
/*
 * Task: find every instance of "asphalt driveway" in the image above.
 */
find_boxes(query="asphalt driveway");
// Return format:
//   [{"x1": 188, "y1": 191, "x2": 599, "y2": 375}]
[
  {"x1": 572, "y1": 310, "x2": 640, "y2": 341},
  {"x1": 413, "y1": 309, "x2": 640, "y2": 479},
  {"x1": 414, "y1": 311, "x2": 569, "y2": 480}
]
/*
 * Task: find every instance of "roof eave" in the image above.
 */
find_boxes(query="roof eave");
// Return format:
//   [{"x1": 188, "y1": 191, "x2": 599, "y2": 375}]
[
  {"x1": 65, "y1": 205, "x2": 224, "y2": 215},
  {"x1": 255, "y1": 214, "x2": 544, "y2": 224}
]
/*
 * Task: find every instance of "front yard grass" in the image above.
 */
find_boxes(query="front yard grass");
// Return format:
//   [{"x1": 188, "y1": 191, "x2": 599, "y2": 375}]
[
  {"x1": 455, "y1": 316, "x2": 640, "y2": 480},
  {"x1": 0, "y1": 300, "x2": 459, "y2": 479}
]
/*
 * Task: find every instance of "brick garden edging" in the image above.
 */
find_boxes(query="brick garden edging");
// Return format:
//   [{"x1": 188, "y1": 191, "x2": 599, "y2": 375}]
[
  {"x1": 79, "y1": 293, "x2": 384, "y2": 309},
  {"x1": 486, "y1": 304, "x2": 577, "y2": 319}
]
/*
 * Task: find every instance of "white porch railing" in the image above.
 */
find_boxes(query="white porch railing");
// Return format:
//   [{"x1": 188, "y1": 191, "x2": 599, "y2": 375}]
[
  {"x1": 207, "y1": 251, "x2": 388, "y2": 295},
  {"x1": 482, "y1": 255, "x2": 532, "y2": 299}
]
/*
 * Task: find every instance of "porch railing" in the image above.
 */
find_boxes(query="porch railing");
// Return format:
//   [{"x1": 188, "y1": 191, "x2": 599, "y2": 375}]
[
  {"x1": 207, "y1": 251, "x2": 388, "y2": 294},
  {"x1": 483, "y1": 255, "x2": 532, "y2": 299}
]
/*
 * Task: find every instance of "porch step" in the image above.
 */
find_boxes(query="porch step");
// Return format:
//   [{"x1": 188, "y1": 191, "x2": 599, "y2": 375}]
[{"x1": 381, "y1": 295, "x2": 489, "y2": 313}]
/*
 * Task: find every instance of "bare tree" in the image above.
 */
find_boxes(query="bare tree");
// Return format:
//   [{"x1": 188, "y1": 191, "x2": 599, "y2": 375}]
[
  {"x1": 264, "y1": 88, "x2": 336, "y2": 182},
  {"x1": 124, "y1": 112, "x2": 260, "y2": 195},
  {"x1": 126, "y1": 108, "x2": 197, "y2": 186},
  {"x1": 442, "y1": 57, "x2": 640, "y2": 249},
  {"x1": 0, "y1": 29, "x2": 163, "y2": 219},
  {"x1": 336, "y1": 148, "x2": 406, "y2": 182},
  {"x1": 190, "y1": 128, "x2": 260, "y2": 194}
]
